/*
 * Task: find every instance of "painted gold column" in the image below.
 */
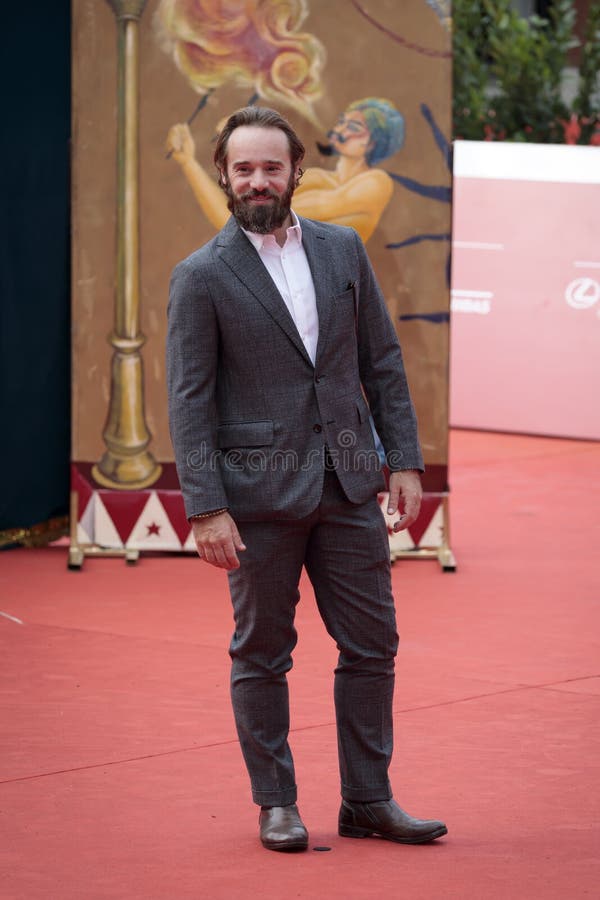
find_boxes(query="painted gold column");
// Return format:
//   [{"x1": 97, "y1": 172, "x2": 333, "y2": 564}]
[{"x1": 93, "y1": 0, "x2": 161, "y2": 489}]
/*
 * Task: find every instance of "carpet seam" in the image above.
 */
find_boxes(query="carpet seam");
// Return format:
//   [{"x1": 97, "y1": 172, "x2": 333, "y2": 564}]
[{"x1": 3, "y1": 676, "x2": 596, "y2": 786}]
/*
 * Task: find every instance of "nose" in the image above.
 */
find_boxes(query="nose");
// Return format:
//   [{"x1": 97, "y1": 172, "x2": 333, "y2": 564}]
[{"x1": 250, "y1": 168, "x2": 268, "y2": 190}]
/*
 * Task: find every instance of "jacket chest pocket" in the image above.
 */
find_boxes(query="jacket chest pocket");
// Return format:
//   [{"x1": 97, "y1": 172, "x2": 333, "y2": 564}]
[{"x1": 331, "y1": 288, "x2": 357, "y2": 332}]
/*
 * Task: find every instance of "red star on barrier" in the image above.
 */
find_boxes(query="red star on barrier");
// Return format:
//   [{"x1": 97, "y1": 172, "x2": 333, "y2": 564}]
[{"x1": 146, "y1": 522, "x2": 161, "y2": 536}]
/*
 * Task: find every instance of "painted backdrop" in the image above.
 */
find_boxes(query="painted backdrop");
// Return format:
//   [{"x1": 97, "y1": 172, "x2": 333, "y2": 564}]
[{"x1": 71, "y1": 0, "x2": 452, "y2": 553}]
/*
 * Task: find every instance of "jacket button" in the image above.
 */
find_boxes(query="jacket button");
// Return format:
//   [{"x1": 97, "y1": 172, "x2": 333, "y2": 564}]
[
  {"x1": 313, "y1": 424, "x2": 322, "y2": 433},
  {"x1": 315, "y1": 376, "x2": 321, "y2": 383}
]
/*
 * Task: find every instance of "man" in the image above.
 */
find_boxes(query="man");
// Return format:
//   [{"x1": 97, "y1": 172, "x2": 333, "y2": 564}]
[{"x1": 166, "y1": 106, "x2": 447, "y2": 852}]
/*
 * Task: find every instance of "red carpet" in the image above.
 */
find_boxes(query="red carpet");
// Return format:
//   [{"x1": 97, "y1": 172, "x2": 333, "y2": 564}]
[{"x1": 1, "y1": 430, "x2": 599, "y2": 899}]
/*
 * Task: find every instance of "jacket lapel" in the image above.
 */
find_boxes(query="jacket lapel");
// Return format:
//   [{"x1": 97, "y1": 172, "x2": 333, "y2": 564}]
[
  {"x1": 299, "y1": 217, "x2": 335, "y2": 366},
  {"x1": 216, "y1": 218, "x2": 313, "y2": 367}
]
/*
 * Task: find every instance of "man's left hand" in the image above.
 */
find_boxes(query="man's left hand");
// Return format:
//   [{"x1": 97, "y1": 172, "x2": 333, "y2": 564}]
[{"x1": 387, "y1": 470, "x2": 422, "y2": 532}]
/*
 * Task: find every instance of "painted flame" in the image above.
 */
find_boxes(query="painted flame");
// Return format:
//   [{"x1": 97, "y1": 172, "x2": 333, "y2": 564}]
[{"x1": 156, "y1": 0, "x2": 325, "y2": 125}]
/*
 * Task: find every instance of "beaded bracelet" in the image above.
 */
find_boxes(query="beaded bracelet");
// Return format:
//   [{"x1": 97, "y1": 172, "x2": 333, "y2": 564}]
[{"x1": 189, "y1": 507, "x2": 228, "y2": 520}]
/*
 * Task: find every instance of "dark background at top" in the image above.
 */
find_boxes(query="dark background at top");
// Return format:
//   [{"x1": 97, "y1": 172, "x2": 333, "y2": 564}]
[{"x1": 0, "y1": 2, "x2": 70, "y2": 531}]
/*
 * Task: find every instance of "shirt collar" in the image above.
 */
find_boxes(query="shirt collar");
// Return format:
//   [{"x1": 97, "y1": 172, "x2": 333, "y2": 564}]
[{"x1": 242, "y1": 210, "x2": 302, "y2": 253}]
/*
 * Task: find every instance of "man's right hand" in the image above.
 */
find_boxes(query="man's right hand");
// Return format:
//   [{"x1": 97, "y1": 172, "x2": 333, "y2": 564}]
[{"x1": 191, "y1": 511, "x2": 246, "y2": 570}]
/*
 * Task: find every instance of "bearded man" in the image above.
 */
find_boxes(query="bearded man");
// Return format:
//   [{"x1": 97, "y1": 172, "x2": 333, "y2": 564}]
[{"x1": 166, "y1": 105, "x2": 447, "y2": 852}]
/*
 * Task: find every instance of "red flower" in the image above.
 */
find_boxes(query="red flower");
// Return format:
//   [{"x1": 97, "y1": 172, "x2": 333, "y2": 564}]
[{"x1": 561, "y1": 114, "x2": 581, "y2": 145}]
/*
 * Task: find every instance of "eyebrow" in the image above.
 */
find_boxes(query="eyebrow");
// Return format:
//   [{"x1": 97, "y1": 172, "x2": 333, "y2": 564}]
[{"x1": 230, "y1": 159, "x2": 285, "y2": 168}]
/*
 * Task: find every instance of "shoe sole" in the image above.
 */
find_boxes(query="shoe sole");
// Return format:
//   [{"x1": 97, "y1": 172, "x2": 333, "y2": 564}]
[
  {"x1": 261, "y1": 838, "x2": 309, "y2": 852},
  {"x1": 339, "y1": 823, "x2": 448, "y2": 844}
]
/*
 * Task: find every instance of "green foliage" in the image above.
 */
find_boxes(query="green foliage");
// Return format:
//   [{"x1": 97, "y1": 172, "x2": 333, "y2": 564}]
[
  {"x1": 573, "y1": 3, "x2": 600, "y2": 140},
  {"x1": 453, "y1": 0, "x2": 600, "y2": 144},
  {"x1": 453, "y1": 0, "x2": 493, "y2": 138}
]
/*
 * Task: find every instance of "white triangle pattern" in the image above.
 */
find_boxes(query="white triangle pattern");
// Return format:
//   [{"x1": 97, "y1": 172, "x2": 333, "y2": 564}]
[
  {"x1": 126, "y1": 492, "x2": 183, "y2": 550},
  {"x1": 417, "y1": 504, "x2": 444, "y2": 548},
  {"x1": 183, "y1": 528, "x2": 197, "y2": 552},
  {"x1": 80, "y1": 493, "x2": 95, "y2": 542},
  {"x1": 80, "y1": 488, "x2": 443, "y2": 554},
  {"x1": 77, "y1": 523, "x2": 92, "y2": 544},
  {"x1": 94, "y1": 494, "x2": 125, "y2": 549},
  {"x1": 388, "y1": 525, "x2": 416, "y2": 552}
]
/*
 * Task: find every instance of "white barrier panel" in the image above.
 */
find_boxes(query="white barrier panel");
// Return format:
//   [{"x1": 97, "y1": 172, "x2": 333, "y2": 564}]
[{"x1": 450, "y1": 141, "x2": 600, "y2": 440}]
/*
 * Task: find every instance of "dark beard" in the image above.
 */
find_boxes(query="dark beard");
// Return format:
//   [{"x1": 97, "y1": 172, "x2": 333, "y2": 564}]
[{"x1": 224, "y1": 173, "x2": 295, "y2": 234}]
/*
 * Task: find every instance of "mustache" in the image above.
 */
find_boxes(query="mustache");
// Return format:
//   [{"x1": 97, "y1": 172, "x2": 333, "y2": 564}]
[
  {"x1": 316, "y1": 141, "x2": 339, "y2": 157},
  {"x1": 241, "y1": 189, "x2": 278, "y2": 201},
  {"x1": 316, "y1": 129, "x2": 347, "y2": 157}
]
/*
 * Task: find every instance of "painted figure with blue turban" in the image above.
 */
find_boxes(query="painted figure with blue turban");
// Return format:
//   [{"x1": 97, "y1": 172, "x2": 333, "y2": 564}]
[{"x1": 324, "y1": 98, "x2": 405, "y2": 167}]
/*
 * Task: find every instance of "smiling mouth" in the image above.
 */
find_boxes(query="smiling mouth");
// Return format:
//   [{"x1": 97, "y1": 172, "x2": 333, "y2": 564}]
[{"x1": 242, "y1": 192, "x2": 276, "y2": 203}]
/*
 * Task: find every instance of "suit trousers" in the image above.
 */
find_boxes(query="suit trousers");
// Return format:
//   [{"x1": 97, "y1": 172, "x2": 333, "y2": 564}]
[{"x1": 227, "y1": 466, "x2": 399, "y2": 807}]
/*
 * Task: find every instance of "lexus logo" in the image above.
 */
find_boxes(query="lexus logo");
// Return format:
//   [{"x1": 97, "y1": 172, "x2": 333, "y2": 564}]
[{"x1": 565, "y1": 277, "x2": 600, "y2": 310}]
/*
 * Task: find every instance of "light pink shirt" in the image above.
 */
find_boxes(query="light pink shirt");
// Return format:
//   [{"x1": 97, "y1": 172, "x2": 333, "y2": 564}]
[{"x1": 243, "y1": 211, "x2": 319, "y2": 365}]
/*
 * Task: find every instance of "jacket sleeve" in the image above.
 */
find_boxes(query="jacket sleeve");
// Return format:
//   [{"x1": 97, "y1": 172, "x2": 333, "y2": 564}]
[
  {"x1": 352, "y1": 229, "x2": 424, "y2": 473},
  {"x1": 166, "y1": 258, "x2": 229, "y2": 518}
]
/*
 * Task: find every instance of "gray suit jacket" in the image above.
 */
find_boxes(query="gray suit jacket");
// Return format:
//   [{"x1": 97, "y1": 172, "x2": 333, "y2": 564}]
[{"x1": 166, "y1": 215, "x2": 423, "y2": 521}]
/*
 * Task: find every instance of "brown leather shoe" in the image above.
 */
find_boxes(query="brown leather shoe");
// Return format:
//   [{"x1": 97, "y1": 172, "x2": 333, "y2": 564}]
[
  {"x1": 339, "y1": 799, "x2": 447, "y2": 844},
  {"x1": 259, "y1": 804, "x2": 309, "y2": 852}
]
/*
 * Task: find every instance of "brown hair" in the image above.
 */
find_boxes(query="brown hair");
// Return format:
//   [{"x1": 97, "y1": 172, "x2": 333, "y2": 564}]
[{"x1": 213, "y1": 106, "x2": 306, "y2": 175}]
